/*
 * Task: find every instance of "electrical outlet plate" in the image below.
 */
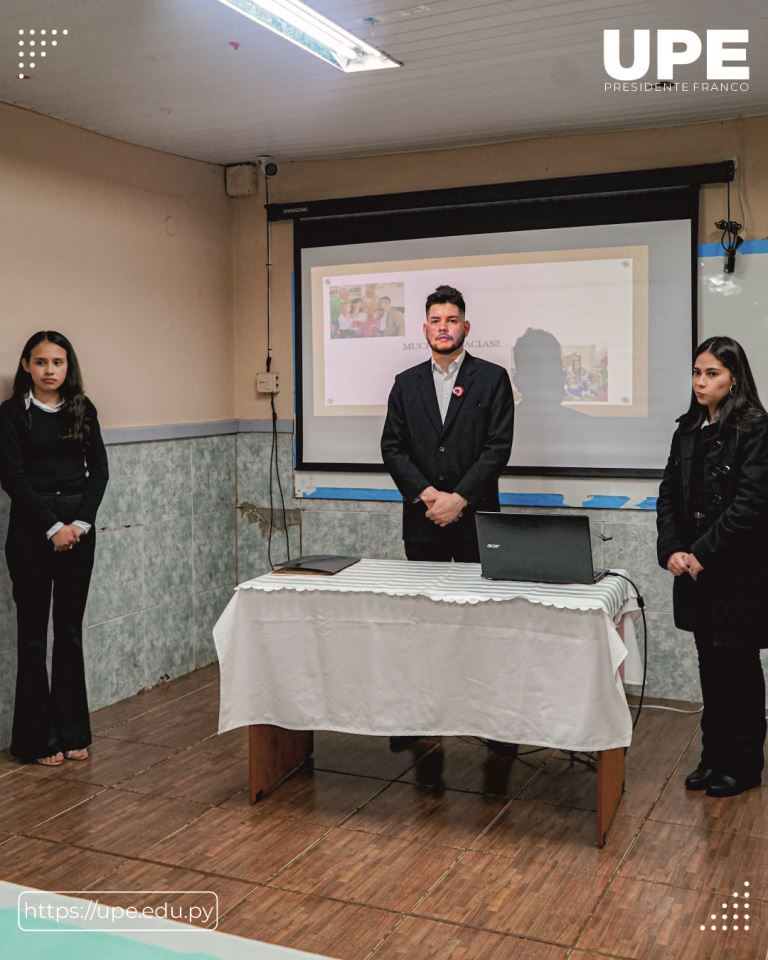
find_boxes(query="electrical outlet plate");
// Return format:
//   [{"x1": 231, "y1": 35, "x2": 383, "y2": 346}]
[{"x1": 257, "y1": 372, "x2": 280, "y2": 394}]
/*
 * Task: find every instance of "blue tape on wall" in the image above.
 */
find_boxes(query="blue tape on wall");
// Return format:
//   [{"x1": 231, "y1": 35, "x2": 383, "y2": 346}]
[
  {"x1": 581, "y1": 495, "x2": 630, "y2": 509},
  {"x1": 699, "y1": 240, "x2": 768, "y2": 258},
  {"x1": 302, "y1": 487, "x2": 403, "y2": 501},
  {"x1": 500, "y1": 493, "x2": 565, "y2": 507},
  {"x1": 300, "y1": 488, "x2": 657, "y2": 509}
]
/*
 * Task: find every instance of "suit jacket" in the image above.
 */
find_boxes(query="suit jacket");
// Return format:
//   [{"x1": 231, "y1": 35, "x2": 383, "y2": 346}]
[
  {"x1": 381, "y1": 352, "x2": 514, "y2": 543},
  {"x1": 656, "y1": 414, "x2": 768, "y2": 647}
]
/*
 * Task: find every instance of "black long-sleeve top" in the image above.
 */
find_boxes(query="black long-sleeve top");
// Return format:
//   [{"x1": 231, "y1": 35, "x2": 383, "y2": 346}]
[{"x1": 0, "y1": 396, "x2": 109, "y2": 535}]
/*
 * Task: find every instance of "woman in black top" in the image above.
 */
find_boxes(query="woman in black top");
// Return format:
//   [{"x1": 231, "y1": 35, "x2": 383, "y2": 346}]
[
  {"x1": 0, "y1": 331, "x2": 108, "y2": 765},
  {"x1": 657, "y1": 336, "x2": 768, "y2": 797}
]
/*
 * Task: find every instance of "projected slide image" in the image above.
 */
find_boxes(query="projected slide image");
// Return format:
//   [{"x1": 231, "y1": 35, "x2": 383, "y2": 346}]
[
  {"x1": 312, "y1": 248, "x2": 647, "y2": 418},
  {"x1": 563, "y1": 346, "x2": 609, "y2": 402},
  {"x1": 328, "y1": 281, "x2": 405, "y2": 339},
  {"x1": 511, "y1": 334, "x2": 610, "y2": 406}
]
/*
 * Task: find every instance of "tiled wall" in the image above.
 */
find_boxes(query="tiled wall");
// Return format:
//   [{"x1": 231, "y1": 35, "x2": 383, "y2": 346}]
[
  {"x1": 0, "y1": 428, "x2": 720, "y2": 751},
  {"x1": 0, "y1": 435, "x2": 238, "y2": 749}
]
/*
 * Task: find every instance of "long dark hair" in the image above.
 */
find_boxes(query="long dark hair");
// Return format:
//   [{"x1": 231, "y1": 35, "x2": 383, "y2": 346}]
[
  {"x1": 680, "y1": 335, "x2": 767, "y2": 431},
  {"x1": 12, "y1": 331, "x2": 91, "y2": 444}
]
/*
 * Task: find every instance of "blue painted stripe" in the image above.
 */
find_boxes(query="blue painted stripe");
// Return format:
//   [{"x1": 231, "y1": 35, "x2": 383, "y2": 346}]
[
  {"x1": 299, "y1": 488, "x2": 657, "y2": 510},
  {"x1": 699, "y1": 239, "x2": 768, "y2": 257},
  {"x1": 500, "y1": 493, "x2": 565, "y2": 507},
  {"x1": 302, "y1": 487, "x2": 403, "y2": 501},
  {"x1": 581, "y1": 495, "x2": 630, "y2": 509}
]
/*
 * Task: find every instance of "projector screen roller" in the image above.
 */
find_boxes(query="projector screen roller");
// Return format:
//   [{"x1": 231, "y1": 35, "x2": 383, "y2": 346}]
[{"x1": 295, "y1": 191, "x2": 697, "y2": 476}]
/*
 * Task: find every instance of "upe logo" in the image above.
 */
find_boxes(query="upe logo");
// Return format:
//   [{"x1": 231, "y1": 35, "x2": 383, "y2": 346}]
[{"x1": 603, "y1": 29, "x2": 749, "y2": 81}]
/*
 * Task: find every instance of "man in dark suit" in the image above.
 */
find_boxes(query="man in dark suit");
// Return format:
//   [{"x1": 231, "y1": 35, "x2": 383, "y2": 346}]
[
  {"x1": 381, "y1": 285, "x2": 514, "y2": 562},
  {"x1": 381, "y1": 285, "x2": 516, "y2": 755}
]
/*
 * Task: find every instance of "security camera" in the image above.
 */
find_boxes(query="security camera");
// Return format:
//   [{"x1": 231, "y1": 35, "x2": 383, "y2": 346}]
[{"x1": 264, "y1": 162, "x2": 278, "y2": 177}]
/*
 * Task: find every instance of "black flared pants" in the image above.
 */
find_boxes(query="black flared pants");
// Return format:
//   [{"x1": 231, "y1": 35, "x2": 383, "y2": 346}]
[{"x1": 7, "y1": 498, "x2": 95, "y2": 761}]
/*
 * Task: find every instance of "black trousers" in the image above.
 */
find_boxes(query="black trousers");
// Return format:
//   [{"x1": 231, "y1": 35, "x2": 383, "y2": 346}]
[
  {"x1": 694, "y1": 628, "x2": 766, "y2": 782},
  {"x1": 7, "y1": 497, "x2": 95, "y2": 761},
  {"x1": 405, "y1": 529, "x2": 480, "y2": 563}
]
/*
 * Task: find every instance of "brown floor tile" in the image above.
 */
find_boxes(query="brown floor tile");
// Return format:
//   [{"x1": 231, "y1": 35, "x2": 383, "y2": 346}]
[
  {"x1": 342, "y1": 781, "x2": 507, "y2": 849},
  {"x1": 221, "y1": 768, "x2": 387, "y2": 826},
  {"x1": 0, "y1": 832, "x2": 14, "y2": 845},
  {"x1": 416, "y1": 847, "x2": 611, "y2": 944},
  {"x1": 626, "y1": 705, "x2": 701, "y2": 773},
  {"x1": 116, "y1": 748, "x2": 246, "y2": 805},
  {"x1": 175, "y1": 682, "x2": 221, "y2": 715},
  {"x1": 474, "y1": 799, "x2": 640, "y2": 873},
  {"x1": 0, "y1": 773, "x2": 101, "y2": 832},
  {"x1": 518, "y1": 757, "x2": 669, "y2": 819},
  {"x1": 0, "y1": 750, "x2": 22, "y2": 778},
  {"x1": 83, "y1": 858, "x2": 252, "y2": 928},
  {"x1": 0, "y1": 835, "x2": 127, "y2": 890},
  {"x1": 99, "y1": 703, "x2": 219, "y2": 748},
  {"x1": 30, "y1": 788, "x2": 209, "y2": 857},
  {"x1": 372, "y1": 916, "x2": 569, "y2": 959},
  {"x1": 651, "y1": 739, "x2": 768, "y2": 838},
  {"x1": 147, "y1": 807, "x2": 328, "y2": 883},
  {"x1": 570, "y1": 954, "x2": 646, "y2": 960},
  {"x1": 314, "y1": 731, "x2": 437, "y2": 780},
  {"x1": 217, "y1": 886, "x2": 399, "y2": 959},
  {"x1": 276, "y1": 827, "x2": 459, "y2": 912},
  {"x1": 577, "y1": 877, "x2": 766, "y2": 959},
  {"x1": 89, "y1": 668, "x2": 219, "y2": 734},
  {"x1": 199, "y1": 725, "x2": 247, "y2": 757},
  {"x1": 398, "y1": 738, "x2": 547, "y2": 797},
  {"x1": 620, "y1": 819, "x2": 768, "y2": 895},
  {"x1": 19, "y1": 736, "x2": 177, "y2": 788},
  {"x1": 155, "y1": 662, "x2": 218, "y2": 696},
  {"x1": 89, "y1": 696, "x2": 160, "y2": 734}
]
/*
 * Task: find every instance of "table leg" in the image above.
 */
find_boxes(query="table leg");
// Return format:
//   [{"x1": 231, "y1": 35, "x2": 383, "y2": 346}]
[
  {"x1": 248, "y1": 725, "x2": 314, "y2": 803},
  {"x1": 596, "y1": 747, "x2": 625, "y2": 847}
]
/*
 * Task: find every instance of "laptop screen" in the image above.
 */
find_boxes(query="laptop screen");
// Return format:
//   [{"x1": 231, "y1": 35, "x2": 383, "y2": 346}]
[{"x1": 475, "y1": 512, "x2": 598, "y2": 584}]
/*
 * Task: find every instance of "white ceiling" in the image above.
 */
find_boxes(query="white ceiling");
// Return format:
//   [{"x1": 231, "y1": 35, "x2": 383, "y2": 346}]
[{"x1": 1, "y1": 0, "x2": 767, "y2": 164}]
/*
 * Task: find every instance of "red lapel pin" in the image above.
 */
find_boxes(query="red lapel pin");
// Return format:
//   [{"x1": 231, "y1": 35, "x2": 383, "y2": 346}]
[{"x1": 452, "y1": 385, "x2": 464, "y2": 397}]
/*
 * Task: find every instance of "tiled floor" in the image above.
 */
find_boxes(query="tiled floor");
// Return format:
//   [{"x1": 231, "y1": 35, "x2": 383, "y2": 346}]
[{"x1": 1, "y1": 667, "x2": 766, "y2": 960}]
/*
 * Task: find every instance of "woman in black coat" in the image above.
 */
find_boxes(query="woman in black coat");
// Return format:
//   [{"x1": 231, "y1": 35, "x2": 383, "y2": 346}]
[
  {"x1": 0, "y1": 331, "x2": 108, "y2": 766},
  {"x1": 657, "y1": 335, "x2": 768, "y2": 797}
]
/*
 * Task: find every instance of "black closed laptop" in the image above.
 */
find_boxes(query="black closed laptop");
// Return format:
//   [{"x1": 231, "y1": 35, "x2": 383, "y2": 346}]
[{"x1": 475, "y1": 512, "x2": 608, "y2": 584}]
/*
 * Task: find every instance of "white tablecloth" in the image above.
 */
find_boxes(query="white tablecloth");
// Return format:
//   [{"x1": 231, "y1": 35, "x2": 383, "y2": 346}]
[{"x1": 214, "y1": 560, "x2": 642, "y2": 752}]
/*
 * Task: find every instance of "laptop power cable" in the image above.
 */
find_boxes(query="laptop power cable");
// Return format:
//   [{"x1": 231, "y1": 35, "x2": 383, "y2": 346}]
[{"x1": 604, "y1": 571, "x2": 647, "y2": 731}]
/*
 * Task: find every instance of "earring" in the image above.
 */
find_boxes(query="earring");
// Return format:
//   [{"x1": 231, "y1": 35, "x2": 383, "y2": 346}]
[{"x1": 729, "y1": 382, "x2": 736, "y2": 396}]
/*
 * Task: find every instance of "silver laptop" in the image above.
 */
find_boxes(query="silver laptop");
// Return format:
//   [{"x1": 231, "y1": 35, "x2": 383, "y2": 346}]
[{"x1": 475, "y1": 512, "x2": 608, "y2": 584}]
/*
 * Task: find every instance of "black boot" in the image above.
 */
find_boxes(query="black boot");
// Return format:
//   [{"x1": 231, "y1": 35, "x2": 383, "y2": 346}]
[
  {"x1": 684, "y1": 764, "x2": 714, "y2": 791},
  {"x1": 705, "y1": 773, "x2": 761, "y2": 798}
]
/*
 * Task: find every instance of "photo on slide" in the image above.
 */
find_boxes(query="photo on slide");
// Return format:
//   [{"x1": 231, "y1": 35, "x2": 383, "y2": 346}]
[{"x1": 327, "y1": 281, "x2": 405, "y2": 340}]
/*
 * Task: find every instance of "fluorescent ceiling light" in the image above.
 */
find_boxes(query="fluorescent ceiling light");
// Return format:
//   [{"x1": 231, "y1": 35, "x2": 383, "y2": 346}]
[{"x1": 215, "y1": 0, "x2": 402, "y2": 72}]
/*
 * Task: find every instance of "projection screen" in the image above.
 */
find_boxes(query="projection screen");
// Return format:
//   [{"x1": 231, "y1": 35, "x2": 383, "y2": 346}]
[{"x1": 290, "y1": 180, "x2": 701, "y2": 476}]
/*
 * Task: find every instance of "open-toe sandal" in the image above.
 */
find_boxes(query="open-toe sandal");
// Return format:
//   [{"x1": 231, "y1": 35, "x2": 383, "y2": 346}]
[
  {"x1": 35, "y1": 753, "x2": 64, "y2": 767},
  {"x1": 64, "y1": 748, "x2": 89, "y2": 761}
]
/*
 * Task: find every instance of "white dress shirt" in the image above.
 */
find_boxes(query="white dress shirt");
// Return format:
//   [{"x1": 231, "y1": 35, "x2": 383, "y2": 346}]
[{"x1": 431, "y1": 351, "x2": 466, "y2": 422}]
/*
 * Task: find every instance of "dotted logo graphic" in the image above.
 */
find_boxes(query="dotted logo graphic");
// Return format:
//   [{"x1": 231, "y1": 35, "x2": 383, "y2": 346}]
[
  {"x1": 17, "y1": 28, "x2": 69, "y2": 79},
  {"x1": 700, "y1": 881, "x2": 751, "y2": 933}
]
